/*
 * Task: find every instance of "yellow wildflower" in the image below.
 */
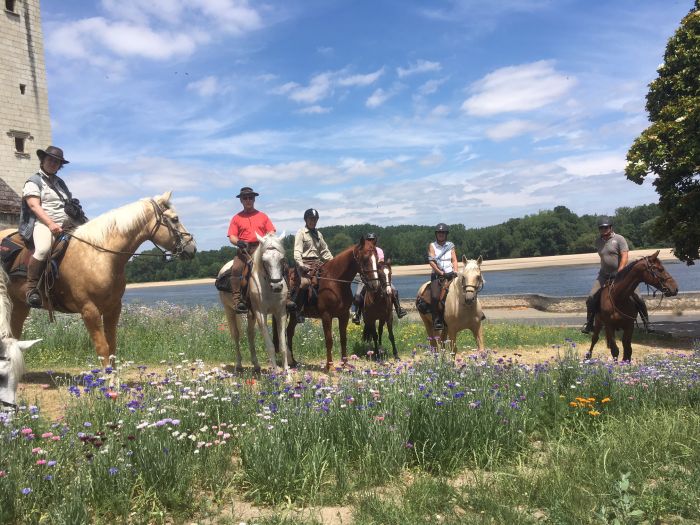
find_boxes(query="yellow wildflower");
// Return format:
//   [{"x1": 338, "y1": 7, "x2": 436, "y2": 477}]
[
  {"x1": 601, "y1": 397, "x2": 611, "y2": 403},
  {"x1": 588, "y1": 410, "x2": 601, "y2": 416},
  {"x1": 569, "y1": 402, "x2": 578, "y2": 407}
]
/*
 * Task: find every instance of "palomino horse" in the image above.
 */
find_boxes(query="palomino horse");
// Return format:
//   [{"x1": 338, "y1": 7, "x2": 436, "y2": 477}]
[
  {"x1": 362, "y1": 260, "x2": 398, "y2": 359},
  {"x1": 0, "y1": 192, "x2": 196, "y2": 368},
  {"x1": 0, "y1": 266, "x2": 41, "y2": 418},
  {"x1": 585, "y1": 251, "x2": 678, "y2": 362},
  {"x1": 218, "y1": 232, "x2": 293, "y2": 374},
  {"x1": 281, "y1": 238, "x2": 380, "y2": 371},
  {"x1": 417, "y1": 256, "x2": 485, "y2": 351}
]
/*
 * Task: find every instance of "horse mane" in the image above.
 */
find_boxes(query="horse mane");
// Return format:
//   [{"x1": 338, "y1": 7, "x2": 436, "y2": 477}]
[
  {"x1": 0, "y1": 266, "x2": 12, "y2": 339},
  {"x1": 253, "y1": 233, "x2": 285, "y2": 268},
  {"x1": 322, "y1": 244, "x2": 355, "y2": 273},
  {"x1": 462, "y1": 259, "x2": 480, "y2": 272},
  {"x1": 614, "y1": 258, "x2": 643, "y2": 281},
  {"x1": 72, "y1": 198, "x2": 158, "y2": 245}
]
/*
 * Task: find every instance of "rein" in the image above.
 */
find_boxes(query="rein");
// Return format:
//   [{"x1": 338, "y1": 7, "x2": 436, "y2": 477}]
[
  {"x1": 66, "y1": 199, "x2": 193, "y2": 261},
  {"x1": 314, "y1": 246, "x2": 376, "y2": 285},
  {"x1": 607, "y1": 256, "x2": 671, "y2": 320}
]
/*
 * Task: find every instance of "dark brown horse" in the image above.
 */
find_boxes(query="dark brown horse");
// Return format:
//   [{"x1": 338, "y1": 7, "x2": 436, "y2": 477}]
[
  {"x1": 362, "y1": 260, "x2": 398, "y2": 359},
  {"x1": 585, "y1": 250, "x2": 678, "y2": 362},
  {"x1": 284, "y1": 238, "x2": 380, "y2": 370}
]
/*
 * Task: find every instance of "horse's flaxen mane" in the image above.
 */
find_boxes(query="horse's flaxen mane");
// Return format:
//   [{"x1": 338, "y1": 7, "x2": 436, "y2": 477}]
[
  {"x1": 0, "y1": 266, "x2": 12, "y2": 339},
  {"x1": 72, "y1": 198, "x2": 162, "y2": 245},
  {"x1": 253, "y1": 233, "x2": 284, "y2": 266},
  {"x1": 463, "y1": 259, "x2": 480, "y2": 272}
]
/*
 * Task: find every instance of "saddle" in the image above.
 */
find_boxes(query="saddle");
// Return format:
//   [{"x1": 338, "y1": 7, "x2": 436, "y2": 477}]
[
  {"x1": 415, "y1": 276, "x2": 452, "y2": 315},
  {"x1": 0, "y1": 231, "x2": 70, "y2": 279},
  {"x1": 289, "y1": 262, "x2": 323, "y2": 308}
]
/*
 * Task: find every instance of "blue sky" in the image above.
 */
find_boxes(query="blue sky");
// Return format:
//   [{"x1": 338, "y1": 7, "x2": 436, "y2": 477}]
[{"x1": 42, "y1": 0, "x2": 693, "y2": 250}]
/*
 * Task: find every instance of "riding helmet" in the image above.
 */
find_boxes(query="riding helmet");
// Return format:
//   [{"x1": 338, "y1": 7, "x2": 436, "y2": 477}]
[
  {"x1": 598, "y1": 217, "x2": 613, "y2": 228},
  {"x1": 435, "y1": 223, "x2": 449, "y2": 233},
  {"x1": 365, "y1": 232, "x2": 377, "y2": 241},
  {"x1": 304, "y1": 208, "x2": 319, "y2": 220}
]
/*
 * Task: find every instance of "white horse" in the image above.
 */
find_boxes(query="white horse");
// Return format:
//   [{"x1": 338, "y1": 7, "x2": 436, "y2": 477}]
[
  {"x1": 218, "y1": 232, "x2": 292, "y2": 374},
  {"x1": 417, "y1": 256, "x2": 485, "y2": 351},
  {"x1": 0, "y1": 266, "x2": 40, "y2": 419}
]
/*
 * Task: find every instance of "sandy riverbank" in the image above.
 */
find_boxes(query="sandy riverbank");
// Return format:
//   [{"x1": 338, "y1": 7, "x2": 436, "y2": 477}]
[{"x1": 125, "y1": 248, "x2": 677, "y2": 289}]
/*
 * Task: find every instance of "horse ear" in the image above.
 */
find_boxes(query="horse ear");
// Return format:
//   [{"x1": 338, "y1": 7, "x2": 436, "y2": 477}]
[
  {"x1": 278, "y1": 230, "x2": 286, "y2": 239},
  {"x1": 477, "y1": 255, "x2": 483, "y2": 266},
  {"x1": 17, "y1": 339, "x2": 41, "y2": 352},
  {"x1": 157, "y1": 191, "x2": 173, "y2": 205},
  {"x1": 256, "y1": 232, "x2": 264, "y2": 242},
  {"x1": 651, "y1": 249, "x2": 660, "y2": 259},
  {"x1": 385, "y1": 257, "x2": 392, "y2": 265},
  {"x1": 462, "y1": 255, "x2": 467, "y2": 265}
]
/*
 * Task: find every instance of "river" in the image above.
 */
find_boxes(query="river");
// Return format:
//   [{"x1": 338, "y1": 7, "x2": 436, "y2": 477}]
[{"x1": 123, "y1": 261, "x2": 700, "y2": 307}]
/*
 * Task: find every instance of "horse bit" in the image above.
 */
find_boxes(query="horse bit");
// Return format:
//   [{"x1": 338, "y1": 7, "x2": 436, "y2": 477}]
[{"x1": 146, "y1": 199, "x2": 194, "y2": 260}]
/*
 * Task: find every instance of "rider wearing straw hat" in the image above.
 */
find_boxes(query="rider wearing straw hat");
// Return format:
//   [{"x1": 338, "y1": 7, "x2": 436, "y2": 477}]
[
  {"x1": 228, "y1": 187, "x2": 295, "y2": 314},
  {"x1": 427, "y1": 223, "x2": 458, "y2": 330},
  {"x1": 19, "y1": 146, "x2": 83, "y2": 308}
]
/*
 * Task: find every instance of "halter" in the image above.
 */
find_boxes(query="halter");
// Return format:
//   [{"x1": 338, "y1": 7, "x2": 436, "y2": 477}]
[
  {"x1": 256, "y1": 242, "x2": 285, "y2": 290},
  {"x1": 459, "y1": 269, "x2": 483, "y2": 303},
  {"x1": 353, "y1": 246, "x2": 380, "y2": 287}
]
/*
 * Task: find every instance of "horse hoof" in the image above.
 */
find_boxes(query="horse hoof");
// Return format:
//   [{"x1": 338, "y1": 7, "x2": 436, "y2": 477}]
[
  {"x1": 584, "y1": 353, "x2": 591, "y2": 360},
  {"x1": 235, "y1": 366, "x2": 244, "y2": 373},
  {"x1": 253, "y1": 367, "x2": 261, "y2": 374},
  {"x1": 289, "y1": 360, "x2": 299, "y2": 369}
]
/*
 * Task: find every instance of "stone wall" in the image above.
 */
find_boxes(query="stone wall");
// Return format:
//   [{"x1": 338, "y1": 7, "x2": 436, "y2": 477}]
[{"x1": 0, "y1": 0, "x2": 52, "y2": 229}]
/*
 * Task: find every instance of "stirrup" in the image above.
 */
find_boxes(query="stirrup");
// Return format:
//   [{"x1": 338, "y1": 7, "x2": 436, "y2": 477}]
[
  {"x1": 235, "y1": 301, "x2": 248, "y2": 314},
  {"x1": 352, "y1": 311, "x2": 361, "y2": 325},
  {"x1": 295, "y1": 312, "x2": 305, "y2": 323},
  {"x1": 433, "y1": 319, "x2": 444, "y2": 331},
  {"x1": 26, "y1": 289, "x2": 43, "y2": 309},
  {"x1": 286, "y1": 300, "x2": 297, "y2": 312},
  {"x1": 581, "y1": 323, "x2": 593, "y2": 334},
  {"x1": 396, "y1": 306, "x2": 407, "y2": 319}
]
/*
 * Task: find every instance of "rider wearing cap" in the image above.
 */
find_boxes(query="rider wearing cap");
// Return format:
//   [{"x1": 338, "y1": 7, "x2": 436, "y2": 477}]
[
  {"x1": 428, "y1": 223, "x2": 459, "y2": 330},
  {"x1": 228, "y1": 187, "x2": 295, "y2": 314},
  {"x1": 291, "y1": 208, "x2": 333, "y2": 321},
  {"x1": 581, "y1": 217, "x2": 651, "y2": 333},
  {"x1": 351, "y1": 232, "x2": 407, "y2": 324}
]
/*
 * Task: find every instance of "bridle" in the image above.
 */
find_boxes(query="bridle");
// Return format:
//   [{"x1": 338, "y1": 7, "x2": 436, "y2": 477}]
[
  {"x1": 643, "y1": 256, "x2": 674, "y2": 296},
  {"x1": 67, "y1": 199, "x2": 194, "y2": 260},
  {"x1": 353, "y1": 246, "x2": 380, "y2": 287},
  {"x1": 258, "y1": 244, "x2": 285, "y2": 290},
  {"x1": 459, "y1": 270, "x2": 483, "y2": 301}
]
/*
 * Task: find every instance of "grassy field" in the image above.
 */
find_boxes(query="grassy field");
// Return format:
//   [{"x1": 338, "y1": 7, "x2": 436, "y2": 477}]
[{"x1": 2, "y1": 304, "x2": 698, "y2": 524}]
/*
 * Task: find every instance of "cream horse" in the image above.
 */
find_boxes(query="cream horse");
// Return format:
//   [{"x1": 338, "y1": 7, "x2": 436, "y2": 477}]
[
  {"x1": 0, "y1": 266, "x2": 41, "y2": 418},
  {"x1": 218, "y1": 232, "x2": 292, "y2": 374},
  {"x1": 417, "y1": 256, "x2": 485, "y2": 351},
  {"x1": 0, "y1": 191, "x2": 196, "y2": 368}
]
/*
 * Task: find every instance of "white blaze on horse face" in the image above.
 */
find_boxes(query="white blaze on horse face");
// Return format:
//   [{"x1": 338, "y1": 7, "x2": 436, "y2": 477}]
[
  {"x1": 382, "y1": 267, "x2": 391, "y2": 295},
  {"x1": 369, "y1": 253, "x2": 379, "y2": 286}
]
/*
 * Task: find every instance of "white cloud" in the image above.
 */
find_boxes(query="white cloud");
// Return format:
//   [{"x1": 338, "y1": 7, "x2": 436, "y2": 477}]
[
  {"x1": 366, "y1": 88, "x2": 392, "y2": 108},
  {"x1": 556, "y1": 152, "x2": 626, "y2": 177},
  {"x1": 462, "y1": 60, "x2": 576, "y2": 116},
  {"x1": 485, "y1": 119, "x2": 538, "y2": 141},
  {"x1": 298, "y1": 105, "x2": 332, "y2": 114},
  {"x1": 187, "y1": 76, "x2": 220, "y2": 97},
  {"x1": 317, "y1": 46, "x2": 334, "y2": 56},
  {"x1": 418, "y1": 77, "x2": 448, "y2": 95},
  {"x1": 429, "y1": 105, "x2": 450, "y2": 118},
  {"x1": 287, "y1": 72, "x2": 334, "y2": 104},
  {"x1": 397, "y1": 59, "x2": 442, "y2": 78},
  {"x1": 338, "y1": 67, "x2": 385, "y2": 87}
]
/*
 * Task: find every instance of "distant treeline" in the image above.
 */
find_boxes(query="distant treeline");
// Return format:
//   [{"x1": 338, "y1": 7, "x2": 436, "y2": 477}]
[{"x1": 125, "y1": 204, "x2": 668, "y2": 283}]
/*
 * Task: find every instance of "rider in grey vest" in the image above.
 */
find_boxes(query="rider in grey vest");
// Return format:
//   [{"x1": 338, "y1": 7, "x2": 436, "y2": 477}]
[{"x1": 428, "y1": 223, "x2": 458, "y2": 330}]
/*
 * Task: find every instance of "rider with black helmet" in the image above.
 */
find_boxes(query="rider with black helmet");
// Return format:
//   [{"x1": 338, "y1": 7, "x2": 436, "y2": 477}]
[
  {"x1": 351, "y1": 233, "x2": 407, "y2": 323},
  {"x1": 582, "y1": 217, "x2": 651, "y2": 333},
  {"x1": 291, "y1": 208, "x2": 334, "y2": 321},
  {"x1": 427, "y1": 223, "x2": 458, "y2": 330}
]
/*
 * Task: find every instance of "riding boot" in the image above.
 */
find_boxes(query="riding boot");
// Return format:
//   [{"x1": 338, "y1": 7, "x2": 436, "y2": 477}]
[
  {"x1": 392, "y1": 290, "x2": 407, "y2": 319},
  {"x1": 351, "y1": 293, "x2": 363, "y2": 325},
  {"x1": 231, "y1": 273, "x2": 248, "y2": 314},
  {"x1": 25, "y1": 257, "x2": 45, "y2": 308},
  {"x1": 431, "y1": 301, "x2": 444, "y2": 331},
  {"x1": 633, "y1": 294, "x2": 653, "y2": 332},
  {"x1": 581, "y1": 297, "x2": 595, "y2": 334}
]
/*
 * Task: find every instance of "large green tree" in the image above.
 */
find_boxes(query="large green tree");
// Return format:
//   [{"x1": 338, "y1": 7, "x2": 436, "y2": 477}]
[{"x1": 625, "y1": 1, "x2": 700, "y2": 264}]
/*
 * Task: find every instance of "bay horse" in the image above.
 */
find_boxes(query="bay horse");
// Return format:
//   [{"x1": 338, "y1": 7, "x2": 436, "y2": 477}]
[
  {"x1": 282, "y1": 238, "x2": 380, "y2": 371},
  {"x1": 585, "y1": 250, "x2": 678, "y2": 362},
  {"x1": 0, "y1": 191, "x2": 196, "y2": 368},
  {"x1": 0, "y1": 266, "x2": 41, "y2": 419},
  {"x1": 362, "y1": 259, "x2": 398, "y2": 360},
  {"x1": 218, "y1": 232, "x2": 293, "y2": 374},
  {"x1": 417, "y1": 256, "x2": 485, "y2": 351}
]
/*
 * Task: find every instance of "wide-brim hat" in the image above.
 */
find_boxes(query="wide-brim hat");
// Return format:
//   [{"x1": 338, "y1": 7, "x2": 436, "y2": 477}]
[
  {"x1": 37, "y1": 146, "x2": 69, "y2": 164},
  {"x1": 236, "y1": 187, "x2": 259, "y2": 198}
]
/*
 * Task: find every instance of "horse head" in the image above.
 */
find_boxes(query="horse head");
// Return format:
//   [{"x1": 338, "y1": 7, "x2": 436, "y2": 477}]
[
  {"x1": 255, "y1": 232, "x2": 287, "y2": 293},
  {"x1": 457, "y1": 255, "x2": 484, "y2": 305},
  {"x1": 378, "y1": 258, "x2": 393, "y2": 297},
  {"x1": 356, "y1": 237, "x2": 380, "y2": 291},
  {"x1": 0, "y1": 337, "x2": 41, "y2": 419},
  {"x1": 643, "y1": 250, "x2": 679, "y2": 297},
  {"x1": 149, "y1": 191, "x2": 197, "y2": 260}
]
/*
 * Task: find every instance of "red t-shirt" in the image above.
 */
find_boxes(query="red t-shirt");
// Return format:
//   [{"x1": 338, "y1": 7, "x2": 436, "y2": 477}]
[{"x1": 227, "y1": 210, "x2": 275, "y2": 242}]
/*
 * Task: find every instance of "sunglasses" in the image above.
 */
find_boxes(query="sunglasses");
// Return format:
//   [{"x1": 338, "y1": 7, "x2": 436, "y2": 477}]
[{"x1": 241, "y1": 196, "x2": 255, "y2": 201}]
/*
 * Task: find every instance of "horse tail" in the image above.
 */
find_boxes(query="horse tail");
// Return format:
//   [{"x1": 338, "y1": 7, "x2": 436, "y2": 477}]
[{"x1": 362, "y1": 321, "x2": 375, "y2": 342}]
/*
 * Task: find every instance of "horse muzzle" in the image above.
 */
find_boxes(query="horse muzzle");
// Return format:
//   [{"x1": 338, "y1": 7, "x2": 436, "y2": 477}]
[{"x1": 180, "y1": 244, "x2": 197, "y2": 260}]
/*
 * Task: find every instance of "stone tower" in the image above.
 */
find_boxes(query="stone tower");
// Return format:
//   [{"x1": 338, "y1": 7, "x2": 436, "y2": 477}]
[{"x1": 0, "y1": 0, "x2": 51, "y2": 229}]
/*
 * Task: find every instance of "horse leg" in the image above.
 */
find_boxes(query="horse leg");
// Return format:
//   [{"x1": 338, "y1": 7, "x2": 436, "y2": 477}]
[
  {"x1": 338, "y1": 314, "x2": 350, "y2": 365},
  {"x1": 286, "y1": 317, "x2": 298, "y2": 368},
  {"x1": 321, "y1": 314, "x2": 334, "y2": 370},
  {"x1": 605, "y1": 326, "x2": 619, "y2": 361},
  {"x1": 222, "y1": 300, "x2": 243, "y2": 372},
  {"x1": 472, "y1": 323, "x2": 485, "y2": 352},
  {"x1": 622, "y1": 325, "x2": 634, "y2": 362},
  {"x1": 102, "y1": 304, "x2": 122, "y2": 360},
  {"x1": 386, "y1": 320, "x2": 399, "y2": 360},
  {"x1": 255, "y1": 310, "x2": 278, "y2": 374},
  {"x1": 275, "y1": 312, "x2": 291, "y2": 374},
  {"x1": 246, "y1": 312, "x2": 261, "y2": 373},
  {"x1": 80, "y1": 303, "x2": 111, "y2": 368},
  {"x1": 10, "y1": 301, "x2": 29, "y2": 339}
]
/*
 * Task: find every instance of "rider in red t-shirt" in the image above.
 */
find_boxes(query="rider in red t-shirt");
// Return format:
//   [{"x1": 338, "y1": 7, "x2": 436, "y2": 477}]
[{"x1": 228, "y1": 187, "x2": 295, "y2": 314}]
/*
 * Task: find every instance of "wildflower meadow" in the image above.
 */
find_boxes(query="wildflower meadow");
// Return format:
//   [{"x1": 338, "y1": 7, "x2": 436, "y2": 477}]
[{"x1": 1, "y1": 304, "x2": 699, "y2": 524}]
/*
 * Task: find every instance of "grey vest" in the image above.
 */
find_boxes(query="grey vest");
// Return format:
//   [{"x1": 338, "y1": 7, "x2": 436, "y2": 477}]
[{"x1": 18, "y1": 173, "x2": 72, "y2": 241}]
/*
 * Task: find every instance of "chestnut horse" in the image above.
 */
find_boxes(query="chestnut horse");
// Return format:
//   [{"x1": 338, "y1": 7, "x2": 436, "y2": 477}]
[
  {"x1": 0, "y1": 192, "x2": 196, "y2": 368},
  {"x1": 584, "y1": 250, "x2": 678, "y2": 362},
  {"x1": 282, "y1": 238, "x2": 380, "y2": 370},
  {"x1": 362, "y1": 260, "x2": 398, "y2": 359}
]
